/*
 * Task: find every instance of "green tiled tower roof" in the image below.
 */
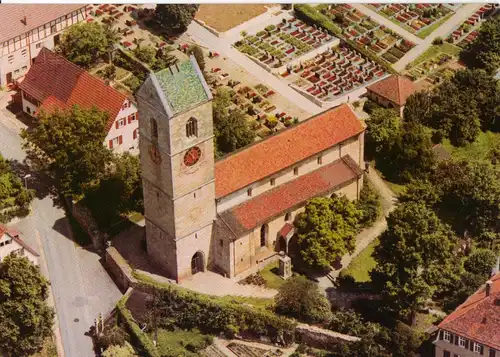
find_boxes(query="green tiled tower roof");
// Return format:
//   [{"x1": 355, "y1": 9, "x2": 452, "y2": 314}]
[{"x1": 153, "y1": 56, "x2": 211, "y2": 116}]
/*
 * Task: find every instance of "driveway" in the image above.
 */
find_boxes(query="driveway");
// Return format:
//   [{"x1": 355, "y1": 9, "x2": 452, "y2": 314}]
[{"x1": 0, "y1": 92, "x2": 122, "y2": 357}]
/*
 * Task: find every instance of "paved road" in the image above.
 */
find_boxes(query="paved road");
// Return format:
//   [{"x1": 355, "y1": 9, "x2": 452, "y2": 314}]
[
  {"x1": 186, "y1": 21, "x2": 323, "y2": 115},
  {"x1": 393, "y1": 3, "x2": 483, "y2": 71},
  {"x1": 0, "y1": 93, "x2": 122, "y2": 357},
  {"x1": 352, "y1": 4, "x2": 423, "y2": 45}
]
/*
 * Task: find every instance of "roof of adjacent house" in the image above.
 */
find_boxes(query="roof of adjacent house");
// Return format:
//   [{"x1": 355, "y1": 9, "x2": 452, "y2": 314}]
[
  {"x1": 366, "y1": 74, "x2": 416, "y2": 106},
  {"x1": 152, "y1": 56, "x2": 211, "y2": 117},
  {"x1": 18, "y1": 48, "x2": 128, "y2": 131},
  {"x1": 439, "y1": 272, "x2": 500, "y2": 350},
  {"x1": 0, "y1": 4, "x2": 85, "y2": 43},
  {"x1": 0, "y1": 224, "x2": 39, "y2": 257},
  {"x1": 217, "y1": 155, "x2": 362, "y2": 238},
  {"x1": 215, "y1": 104, "x2": 364, "y2": 199}
]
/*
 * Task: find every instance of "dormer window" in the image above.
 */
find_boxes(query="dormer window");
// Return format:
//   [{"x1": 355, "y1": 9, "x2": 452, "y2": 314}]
[{"x1": 186, "y1": 117, "x2": 198, "y2": 138}]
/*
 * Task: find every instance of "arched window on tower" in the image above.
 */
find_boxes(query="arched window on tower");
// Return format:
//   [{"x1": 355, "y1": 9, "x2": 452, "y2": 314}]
[
  {"x1": 186, "y1": 117, "x2": 198, "y2": 138},
  {"x1": 260, "y1": 224, "x2": 268, "y2": 247},
  {"x1": 150, "y1": 117, "x2": 158, "y2": 140}
]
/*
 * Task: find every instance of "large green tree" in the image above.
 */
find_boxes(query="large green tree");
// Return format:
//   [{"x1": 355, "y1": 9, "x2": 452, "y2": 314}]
[
  {"x1": 371, "y1": 202, "x2": 458, "y2": 323},
  {"x1": 365, "y1": 108, "x2": 401, "y2": 157},
  {"x1": 21, "y1": 106, "x2": 113, "y2": 197},
  {"x1": 274, "y1": 276, "x2": 332, "y2": 323},
  {"x1": 213, "y1": 88, "x2": 254, "y2": 157},
  {"x1": 295, "y1": 195, "x2": 362, "y2": 270},
  {"x1": 155, "y1": 4, "x2": 200, "y2": 34},
  {"x1": 59, "y1": 22, "x2": 119, "y2": 68},
  {"x1": 464, "y1": 248, "x2": 497, "y2": 277},
  {"x1": 0, "y1": 255, "x2": 54, "y2": 356},
  {"x1": 461, "y1": 15, "x2": 500, "y2": 72},
  {"x1": 403, "y1": 91, "x2": 432, "y2": 125}
]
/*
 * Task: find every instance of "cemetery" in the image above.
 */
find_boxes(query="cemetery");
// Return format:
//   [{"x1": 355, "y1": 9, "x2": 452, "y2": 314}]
[{"x1": 446, "y1": 4, "x2": 496, "y2": 47}]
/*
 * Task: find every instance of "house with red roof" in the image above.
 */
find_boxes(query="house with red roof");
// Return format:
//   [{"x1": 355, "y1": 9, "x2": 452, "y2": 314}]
[
  {"x1": 366, "y1": 74, "x2": 416, "y2": 117},
  {"x1": 18, "y1": 48, "x2": 139, "y2": 154},
  {"x1": 0, "y1": 224, "x2": 39, "y2": 266},
  {"x1": 136, "y1": 57, "x2": 366, "y2": 281},
  {"x1": 435, "y1": 272, "x2": 500, "y2": 357}
]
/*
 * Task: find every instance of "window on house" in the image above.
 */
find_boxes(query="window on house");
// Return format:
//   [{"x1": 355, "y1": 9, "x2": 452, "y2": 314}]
[
  {"x1": 489, "y1": 349, "x2": 497, "y2": 357},
  {"x1": 458, "y1": 337, "x2": 465, "y2": 348},
  {"x1": 294, "y1": 167, "x2": 298, "y2": 175},
  {"x1": 474, "y1": 343, "x2": 481, "y2": 353},
  {"x1": 133, "y1": 128, "x2": 138, "y2": 140},
  {"x1": 247, "y1": 188, "x2": 252, "y2": 197},
  {"x1": 109, "y1": 136, "x2": 122, "y2": 149},
  {"x1": 186, "y1": 117, "x2": 198, "y2": 138},
  {"x1": 128, "y1": 113, "x2": 136, "y2": 124},
  {"x1": 285, "y1": 212, "x2": 291, "y2": 222},
  {"x1": 317, "y1": 156, "x2": 322, "y2": 165},
  {"x1": 122, "y1": 102, "x2": 129, "y2": 110},
  {"x1": 150, "y1": 118, "x2": 158, "y2": 139},
  {"x1": 116, "y1": 118, "x2": 126, "y2": 129},
  {"x1": 443, "y1": 351, "x2": 450, "y2": 357},
  {"x1": 260, "y1": 224, "x2": 268, "y2": 247},
  {"x1": 443, "y1": 331, "x2": 451, "y2": 342}
]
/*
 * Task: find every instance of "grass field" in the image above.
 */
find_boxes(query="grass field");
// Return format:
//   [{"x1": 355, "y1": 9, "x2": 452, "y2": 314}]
[
  {"x1": 342, "y1": 238, "x2": 379, "y2": 282},
  {"x1": 154, "y1": 328, "x2": 212, "y2": 356},
  {"x1": 410, "y1": 43, "x2": 462, "y2": 67},
  {"x1": 260, "y1": 261, "x2": 286, "y2": 289},
  {"x1": 441, "y1": 131, "x2": 500, "y2": 164},
  {"x1": 417, "y1": 13, "x2": 454, "y2": 39},
  {"x1": 196, "y1": 4, "x2": 271, "y2": 32}
]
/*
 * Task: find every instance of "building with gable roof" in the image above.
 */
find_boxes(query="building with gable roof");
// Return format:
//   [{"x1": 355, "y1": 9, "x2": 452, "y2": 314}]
[
  {"x1": 18, "y1": 48, "x2": 139, "y2": 154},
  {"x1": 435, "y1": 272, "x2": 500, "y2": 357},
  {"x1": 137, "y1": 56, "x2": 365, "y2": 282},
  {"x1": 0, "y1": 4, "x2": 87, "y2": 87},
  {"x1": 366, "y1": 74, "x2": 416, "y2": 117},
  {"x1": 0, "y1": 224, "x2": 39, "y2": 266}
]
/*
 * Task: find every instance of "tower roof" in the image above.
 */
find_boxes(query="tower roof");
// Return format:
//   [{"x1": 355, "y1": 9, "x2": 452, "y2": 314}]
[{"x1": 152, "y1": 56, "x2": 212, "y2": 116}]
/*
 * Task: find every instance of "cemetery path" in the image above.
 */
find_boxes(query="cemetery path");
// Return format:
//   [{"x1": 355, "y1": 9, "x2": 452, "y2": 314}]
[
  {"x1": 316, "y1": 169, "x2": 398, "y2": 294},
  {"x1": 393, "y1": 3, "x2": 483, "y2": 71},
  {"x1": 352, "y1": 4, "x2": 424, "y2": 45}
]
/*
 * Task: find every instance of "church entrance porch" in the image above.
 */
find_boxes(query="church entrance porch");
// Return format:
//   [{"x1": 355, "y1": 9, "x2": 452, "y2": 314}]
[{"x1": 191, "y1": 251, "x2": 205, "y2": 275}]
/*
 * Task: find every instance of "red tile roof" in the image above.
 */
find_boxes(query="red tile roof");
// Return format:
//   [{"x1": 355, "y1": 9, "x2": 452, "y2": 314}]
[
  {"x1": 215, "y1": 104, "x2": 364, "y2": 198},
  {"x1": 366, "y1": 75, "x2": 416, "y2": 106},
  {"x1": 18, "y1": 48, "x2": 127, "y2": 132},
  {"x1": 0, "y1": 4, "x2": 86, "y2": 43},
  {"x1": 439, "y1": 273, "x2": 500, "y2": 350},
  {"x1": 279, "y1": 223, "x2": 294, "y2": 238},
  {"x1": 0, "y1": 224, "x2": 39, "y2": 257},
  {"x1": 218, "y1": 156, "x2": 362, "y2": 237}
]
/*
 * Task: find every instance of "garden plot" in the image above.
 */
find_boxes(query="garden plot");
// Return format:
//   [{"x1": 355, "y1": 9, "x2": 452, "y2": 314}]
[
  {"x1": 234, "y1": 17, "x2": 337, "y2": 70},
  {"x1": 317, "y1": 4, "x2": 415, "y2": 64},
  {"x1": 447, "y1": 4, "x2": 496, "y2": 48},
  {"x1": 286, "y1": 45, "x2": 387, "y2": 104},
  {"x1": 367, "y1": 3, "x2": 455, "y2": 37}
]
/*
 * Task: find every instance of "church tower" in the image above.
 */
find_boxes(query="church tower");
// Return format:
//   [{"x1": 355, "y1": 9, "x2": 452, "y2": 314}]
[{"x1": 136, "y1": 57, "x2": 216, "y2": 282}]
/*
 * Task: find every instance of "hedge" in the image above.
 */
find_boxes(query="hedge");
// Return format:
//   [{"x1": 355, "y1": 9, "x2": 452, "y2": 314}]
[
  {"x1": 135, "y1": 273, "x2": 297, "y2": 346},
  {"x1": 294, "y1": 4, "x2": 342, "y2": 36},
  {"x1": 116, "y1": 294, "x2": 161, "y2": 357}
]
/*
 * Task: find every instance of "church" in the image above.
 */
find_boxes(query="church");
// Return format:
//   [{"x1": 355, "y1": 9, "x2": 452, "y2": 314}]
[{"x1": 136, "y1": 56, "x2": 366, "y2": 282}]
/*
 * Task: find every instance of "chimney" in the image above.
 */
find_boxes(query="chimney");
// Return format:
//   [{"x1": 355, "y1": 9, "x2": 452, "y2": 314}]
[
  {"x1": 486, "y1": 280, "x2": 493, "y2": 297},
  {"x1": 22, "y1": 16, "x2": 27, "y2": 26}
]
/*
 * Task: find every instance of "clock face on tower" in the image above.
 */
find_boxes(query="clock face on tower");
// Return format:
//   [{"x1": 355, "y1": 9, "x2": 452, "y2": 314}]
[{"x1": 184, "y1": 146, "x2": 202, "y2": 167}]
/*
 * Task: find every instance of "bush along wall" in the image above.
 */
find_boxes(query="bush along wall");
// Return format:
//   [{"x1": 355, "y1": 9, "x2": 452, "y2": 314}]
[{"x1": 140, "y1": 281, "x2": 297, "y2": 346}]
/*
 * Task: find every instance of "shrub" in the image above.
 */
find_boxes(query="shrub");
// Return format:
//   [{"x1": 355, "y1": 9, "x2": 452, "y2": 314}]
[
  {"x1": 133, "y1": 45, "x2": 157, "y2": 66},
  {"x1": 363, "y1": 99, "x2": 381, "y2": 114},
  {"x1": 275, "y1": 276, "x2": 333, "y2": 324},
  {"x1": 356, "y1": 178, "x2": 382, "y2": 227},
  {"x1": 432, "y1": 36, "x2": 443, "y2": 45},
  {"x1": 123, "y1": 75, "x2": 142, "y2": 93},
  {"x1": 98, "y1": 325, "x2": 129, "y2": 350},
  {"x1": 294, "y1": 4, "x2": 342, "y2": 35},
  {"x1": 266, "y1": 116, "x2": 278, "y2": 129}
]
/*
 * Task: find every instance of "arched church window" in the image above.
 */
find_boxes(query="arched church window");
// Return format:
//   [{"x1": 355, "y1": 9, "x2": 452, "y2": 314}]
[
  {"x1": 186, "y1": 117, "x2": 198, "y2": 138},
  {"x1": 260, "y1": 224, "x2": 268, "y2": 247},
  {"x1": 285, "y1": 212, "x2": 291, "y2": 222},
  {"x1": 150, "y1": 117, "x2": 158, "y2": 139}
]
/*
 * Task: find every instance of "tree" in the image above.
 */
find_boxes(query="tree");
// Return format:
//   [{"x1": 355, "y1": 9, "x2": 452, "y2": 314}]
[
  {"x1": 59, "y1": 22, "x2": 118, "y2": 68},
  {"x1": 295, "y1": 196, "x2": 362, "y2": 270},
  {"x1": 371, "y1": 202, "x2": 457, "y2": 323},
  {"x1": 213, "y1": 88, "x2": 254, "y2": 157},
  {"x1": 389, "y1": 321, "x2": 423, "y2": 357},
  {"x1": 0, "y1": 255, "x2": 54, "y2": 356},
  {"x1": 20, "y1": 106, "x2": 113, "y2": 197},
  {"x1": 464, "y1": 248, "x2": 497, "y2": 277},
  {"x1": 275, "y1": 276, "x2": 332, "y2": 323},
  {"x1": 443, "y1": 271, "x2": 486, "y2": 312},
  {"x1": 461, "y1": 16, "x2": 500, "y2": 72},
  {"x1": 403, "y1": 91, "x2": 432, "y2": 125},
  {"x1": 155, "y1": 4, "x2": 199, "y2": 34},
  {"x1": 103, "y1": 343, "x2": 136, "y2": 357},
  {"x1": 356, "y1": 178, "x2": 381, "y2": 227},
  {"x1": 188, "y1": 45, "x2": 205, "y2": 72},
  {"x1": 365, "y1": 108, "x2": 401, "y2": 156},
  {"x1": 133, "y1": 45, "x2": 157, "y2": 66}
]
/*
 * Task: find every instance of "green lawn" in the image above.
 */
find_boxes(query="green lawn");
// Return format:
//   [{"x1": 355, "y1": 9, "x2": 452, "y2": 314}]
[
  {"x1": 115, "y1": 66, "x2": 130, "y2": 81},
  {"x1": 260, "y1": 261, "x2": 286, "y2": 290},
  {"x1": 154, "y1": 328, "x2": 212, "y2": 356},
  {"x1": 417, "y1": 13, "x2": 454, "y2": 39},
  {"x1": 342, "y1": 238, "x2": 379, "y2": 282},
  {"x1": 409, "y1": 43, "x2": 461, "y2": 68},
  {"x1": 441, "y1": 131, "x2": 500, "y2": 164}
]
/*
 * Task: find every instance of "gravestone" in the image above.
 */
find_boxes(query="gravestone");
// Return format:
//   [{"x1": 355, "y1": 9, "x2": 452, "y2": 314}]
[{"x1": 278, "y1": 253, "x2": 292, "y2": 279}]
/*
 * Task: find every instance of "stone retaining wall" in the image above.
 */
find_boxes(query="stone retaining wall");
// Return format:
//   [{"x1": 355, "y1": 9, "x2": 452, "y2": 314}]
[
  {"x1": 296, "y1": 323, "x2": 360, "y2": 350},
  {"x1": 66, "y1": 198, "x2": 105, "y2": 251}
]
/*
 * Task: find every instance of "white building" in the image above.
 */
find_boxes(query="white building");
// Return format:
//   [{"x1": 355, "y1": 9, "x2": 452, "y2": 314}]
[
  {"x1": 0, "y1": 4, "x2": 87, "y2": 87},
  {"x1": 18, "y1": 48, "x2": 139, "y2": 154},
  {"x1": 0, "y1": 225, "x2": 39, "y2": 266}
]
